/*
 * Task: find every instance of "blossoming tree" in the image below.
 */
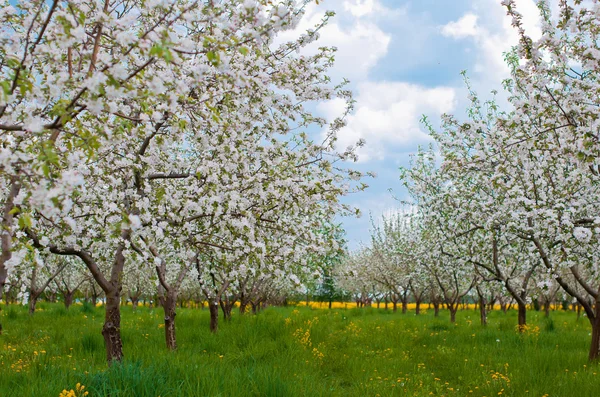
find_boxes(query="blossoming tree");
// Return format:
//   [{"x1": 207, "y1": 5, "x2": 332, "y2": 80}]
[{"x1": 1, "y1": 0, "x2": 366, "y2": 364}]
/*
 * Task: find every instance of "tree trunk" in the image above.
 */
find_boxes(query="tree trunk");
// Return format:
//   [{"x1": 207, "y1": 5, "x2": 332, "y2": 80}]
[
  {"x1": 102, "y1": 289, "x2": 123, "y2": 364},
  {"x1": 433, "y1": 301, "x2": 440, "y2": 317},
  {"x1": 392, "y1": 300, "x2": 397, "y2": 312},
  {"x1": 517, "y1": 301, "x2": 527, "y2": 331},
  {"x1": 415, "y1": 300, "x2": 421, "y2": 315},
  {"x1": 328, "y1": 300, "x2": 333, "y2": 309},
  {"x1": 131, "y1": 298, "x2": 139, "y2": 310},
  {"x1": 209, "y1": 300, "x2": 219, "y2": 333},
  {"x1": 476, "y1": 287, "x2": 487, "y2": 326},
  {"x1": 163, "y1": 291, "x2": 177, "y2": 350},
  {"x1": 450, "y1": 305, "x2": 457, "y2": 323},
  {"x1": 64, "y1": 291, "x2": 74, "y2": 309},
  {"x1": 219, "y1": 299, "x2": 233, "y2": 321},
  {"x1": 28, "y1": 293, "x2": 39, "y2": 315},
  {"x1": 479, "y1": 296, "x2": 487, "y2": 326},
  {"x1": 588, "y1": 302, "x2": 600, "y2": 361},
  {"x1": 544, "y1": 301, "x2": 550, "y2": 318},
  {"x1": 239, "y1": 301, "x2": 248, "y2": 315},
  {"x1": 401, "y1": 299, "x2": 407, "y2": 314},
  {"x1": 157, "y1": 288, "x2": 166, "y2": 309},
  {"x1": 488, "y1": 297, "x2": 495, "y2": 311}
]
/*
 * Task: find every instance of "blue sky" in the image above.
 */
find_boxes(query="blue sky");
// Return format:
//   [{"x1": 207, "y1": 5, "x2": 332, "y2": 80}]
[{"x1": 282, "y1": 0, "x2": 546, "y2": 249}]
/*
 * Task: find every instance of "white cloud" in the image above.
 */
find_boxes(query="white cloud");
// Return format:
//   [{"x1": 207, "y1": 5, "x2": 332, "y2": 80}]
[
  {"x1": 441, "y1": 13, "x2": 480, "y2": 38},
  {"x1": 441, "y1": 0, "x2": 543, "y2": 87},
  {"x1": 318, "y1": 21, "x2": 390, "y2": 81},
  {"x1": 274, "y1": 0, "x2": 391, "y2": 81},
  {"x1": 343, "y1": 0, "x2": 383, "y2": 17},
  {"x1": 320, "y1": 82, "x2": 456, "y2": 162}
]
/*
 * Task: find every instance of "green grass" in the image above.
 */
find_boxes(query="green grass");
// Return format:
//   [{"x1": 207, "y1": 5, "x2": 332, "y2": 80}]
[{"x1": 0, "y1": 304, "x2": 597, "y2": 396}]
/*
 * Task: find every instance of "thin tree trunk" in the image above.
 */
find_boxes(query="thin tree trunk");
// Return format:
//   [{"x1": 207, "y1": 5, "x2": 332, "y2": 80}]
[
  {"x1": 449, "y1": 304, "x2": 457, "y2": 323},
  {"x1": 209, "y1": 300, "x2": 219, "y2": 333},
  {"x1": 28, "y1": 293, "x2": 39, "y2": 315},
  {"x1": 479, "y1": 295, "x2": 487, "y2": 326},
  {"x1": 476, "y1": 287, "x2": 487, "y2": 326},
  {"x1": 488, "y1": 296, "x2": 495, "y2": 311},
  {"x1": 517, "y1": 301, "x2": 527, "y2": 331},
  {"x1": 588, "y1": 301, "x2": 600, "y2": 361},
  {"x1": 64, "y1": 291, "x2": 74, "y2": 309},
  {"x1": 433, "y1": 301, "x2": 440, "y2": 317},
  {"x1": 392, "y1": 300, "x2": 397, "y2": 312},
  {"x1": 102, "y1": 289, "x2": 123, "y2": 363},
  {"x1": 415, "y1": 300, "x2": 421, "y2": 315},
  {"x1": 164, "y1": 291, "x2": 177, "y2": 350},
  {"x1": 219, "y1": 298, "x2": 233, "y2": 321}
]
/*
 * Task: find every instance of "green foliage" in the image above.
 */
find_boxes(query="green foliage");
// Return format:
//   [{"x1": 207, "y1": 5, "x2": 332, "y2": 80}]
[
  {"x1": 52, "y1": 306, "x2": 68, "y2": 317},
  {"x1": 543, "y1": 317, "x2": 556, "y2": 332},
  {"x1": 0, "y1": 304, "x2": 596, "y2": 396},
  {"x1": 5, "y1": 307, "x2": 18, "y2": 320},
  {"x1": 81, "y1": 334, "x2": 102, "y2": 354},
  {"x1": 80, "y1": 301, "x2": 95, "y2": 314}
]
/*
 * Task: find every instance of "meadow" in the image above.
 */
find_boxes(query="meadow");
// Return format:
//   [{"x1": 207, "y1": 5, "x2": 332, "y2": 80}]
[{"x1": 0, "y1": 303, "x2": 597, "y2": 397}]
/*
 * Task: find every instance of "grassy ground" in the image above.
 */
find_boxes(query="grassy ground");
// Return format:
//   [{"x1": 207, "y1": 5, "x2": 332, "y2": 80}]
[{"x1": 0, "y1": 303, "x2": 597, "y2": 397}]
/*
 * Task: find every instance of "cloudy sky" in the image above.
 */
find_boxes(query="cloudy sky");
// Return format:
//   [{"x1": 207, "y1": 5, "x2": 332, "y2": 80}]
[{"x1": 286, "y1": 0, "x2": 545, "y2": 249}]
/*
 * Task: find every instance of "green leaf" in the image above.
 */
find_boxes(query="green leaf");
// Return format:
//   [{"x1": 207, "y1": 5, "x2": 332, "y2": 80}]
[
  {"x1": 18, "y1": 213, "x2": 32, "y2": 229},
  {"x1": 207, "y1": 51, "x2": 220, "y2": 66}
]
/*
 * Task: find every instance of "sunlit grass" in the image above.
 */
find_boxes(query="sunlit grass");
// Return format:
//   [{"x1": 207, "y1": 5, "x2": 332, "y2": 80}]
[{"x1": 0, "y1": 303, "x2": 596, "y2": 396}]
